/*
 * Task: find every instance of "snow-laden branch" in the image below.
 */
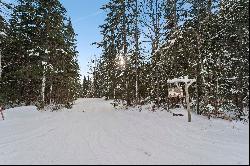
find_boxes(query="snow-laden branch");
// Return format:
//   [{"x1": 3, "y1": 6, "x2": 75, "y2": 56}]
[
  {"x1": 167, "y1": 76, "x2": 196, "y2": 85},
  {"x1": 0, "y1": 32, "x2": 6, "y2": 37}
]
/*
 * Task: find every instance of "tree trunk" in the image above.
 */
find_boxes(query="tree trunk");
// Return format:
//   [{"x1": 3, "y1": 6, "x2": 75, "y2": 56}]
[
  {"x1": 0, "y1": 50, "x2": 2, "y2": 79},
  {"x1": 0, "y1": 106, "x2": 4, "y2": 120},
  {"x1": 135, "y1": 0, "x2": 139, "y2": 105},
  {"x1": 237, "y1": 72, "x2": 244, "y2": 117},
  {"x1": 172, "y1": 0, "x2": 178, "y2": 31},
  {"x1": 41, "y1": 62, "x2": 46, "y2": 107},
  {"x1": 156, "y1": 71, "x2": 160, "y2": 107},
  {"x1": 196, "y1": 24, "x2": 203, "y2": 115},
  {"x1": 185, "y1": 84, "x2": 191, "y2": 122},
  {"x1": 49, "y1": 83, "x2": 53, "y2": 105},
  {"x1": 122, "y1": 1, "x2": 129, "y2": 106}
]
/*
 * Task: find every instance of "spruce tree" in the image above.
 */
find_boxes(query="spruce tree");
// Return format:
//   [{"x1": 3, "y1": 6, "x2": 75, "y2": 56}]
[
  {"x1": 218, "y1": 0, "x2": 249, "y2": 117},
  {"x1": 2, "y1": 0, "x2": 80, "y2": 108},
  {"x1": 0, "y1": 0, "x2": 10, "y2": 104}
]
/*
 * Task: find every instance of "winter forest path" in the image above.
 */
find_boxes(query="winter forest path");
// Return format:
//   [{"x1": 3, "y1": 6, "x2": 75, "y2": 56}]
[{"x1": 0, "y1": 98, "x2": 249, "y2": 165}]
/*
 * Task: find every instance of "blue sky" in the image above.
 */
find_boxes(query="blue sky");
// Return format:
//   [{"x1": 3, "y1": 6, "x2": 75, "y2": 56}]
[{"x1": 60, "y1": 0, "x2": 108, "y2": 78}]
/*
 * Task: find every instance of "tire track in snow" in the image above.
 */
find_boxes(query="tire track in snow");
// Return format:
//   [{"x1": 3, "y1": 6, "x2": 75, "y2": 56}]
[{"x1": 0, "y1": 98, "x2": 248, "y2": 165}]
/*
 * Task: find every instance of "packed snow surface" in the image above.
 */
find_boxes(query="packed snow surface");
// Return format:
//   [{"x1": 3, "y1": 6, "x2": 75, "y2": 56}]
[{"x1": 0, "y1": 98, "x2": 249, "y2": 165}]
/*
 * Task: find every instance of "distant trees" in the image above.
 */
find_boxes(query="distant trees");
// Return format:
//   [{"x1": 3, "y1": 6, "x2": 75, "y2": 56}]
[
  {"x1": 93, "y1": 0, "x2": 249, "y2": 118},
  {"x1": 0, "y1": 0, "x2": 81, "y2": 109}
]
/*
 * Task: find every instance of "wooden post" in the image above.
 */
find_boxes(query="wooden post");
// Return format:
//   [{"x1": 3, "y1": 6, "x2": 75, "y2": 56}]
[
  {"x1": 0, "y1": 106, "x2": 4, "y2": 120},
  {"x1": 0, "y1": 49, "x2": 1, "y2": 84},
  {"x1": 185, "y1": 83, "x2": 191, "y2": 122},
  {"x1": 0, "y1": 51, "x2": 3, "y2": 120},
  {"x1": 41, "y1": 61, "x2": 47, "y2": 108},
  {"x1": 167, "y1": 76, "x2": 196, "y2": 122}
]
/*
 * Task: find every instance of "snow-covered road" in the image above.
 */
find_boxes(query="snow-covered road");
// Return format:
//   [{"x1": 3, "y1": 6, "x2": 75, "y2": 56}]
[{"x1": 0, "y1": 98, "x2": 249, "y2": 165}]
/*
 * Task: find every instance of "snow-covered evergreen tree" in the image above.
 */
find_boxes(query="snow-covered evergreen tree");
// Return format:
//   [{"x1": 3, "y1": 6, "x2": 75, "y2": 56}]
[
  {"x1": 1, "y1": 0, "x2": 80, "y2": 109},
  {"x1": 94, "y1": 0, "x2": 248, "y2": 119}
]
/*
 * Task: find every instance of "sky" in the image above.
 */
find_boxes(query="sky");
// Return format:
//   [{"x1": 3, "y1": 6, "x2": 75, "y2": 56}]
[{"x1": 59, "y1": 0, "x2": 108, "y2": 78}]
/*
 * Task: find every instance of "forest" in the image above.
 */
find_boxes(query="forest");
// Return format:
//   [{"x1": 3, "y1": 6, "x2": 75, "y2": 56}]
[
  {"x1": 83, "y1": 0, "x2": 249, "y2": 120},
  {"x1": 0, "y1": 0, "x2": 249, "y2": 120},
  {"x1": 0, "y1": 0, "x2": 81, "y2": 109}
]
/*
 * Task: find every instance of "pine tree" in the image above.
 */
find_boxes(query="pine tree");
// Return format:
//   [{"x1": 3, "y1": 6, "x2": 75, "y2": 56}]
[
  {"x1": 96, "y1": 0, "x2": 145, "y2": 106},
  {"x1": 82, "y1": 76, "x2": 89, "y2": 97},
  {"x1": 0, "y1": 1, "x2": 8, "y2": 79},
  {"x1": 59, "y1": 18, "x2": 81, "y2": 106},
  {"x1": 2, "y1": 0, "x2": 41, "y2": 105},
  {"x1": 218, "y1": 0, "x2": 249, "y2": 117},
  {"x1": 96, "y1": 0, "x2": 128, "y2": 102},
  {"x1": 0, "y1": 0, "x2": 10, "y2": 104},
  {"x1": 141, "y1": 0, "x2": 167, "y2": 107},
  {"x1": 2, "y1": 0, "x2": 80, "y2": 108},
  {"x1": 122, "y1": 0, "x2": 145, "y2": 105}
]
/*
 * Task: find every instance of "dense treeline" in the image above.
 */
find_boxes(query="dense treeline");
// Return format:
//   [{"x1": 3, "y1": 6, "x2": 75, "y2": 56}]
[
  {"x1": 1, "y1": 0, "x2": 249, "y2": 118},
  {"x1": 88, "y1": 0, "x2": 249, "y2": 119},
  {"x1": 0, "y1": 0, "x2": 81, "y2": 109}
]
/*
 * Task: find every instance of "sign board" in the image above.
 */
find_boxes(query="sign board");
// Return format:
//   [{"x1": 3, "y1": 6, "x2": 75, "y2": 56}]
[{"x1": 168, "y1": 87, "x2": 184, "y2": 98}]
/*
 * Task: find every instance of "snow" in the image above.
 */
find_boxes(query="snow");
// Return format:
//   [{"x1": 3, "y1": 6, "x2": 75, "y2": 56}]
[
  {"x1": 56, "y1": 49, "x2": 66, "y2": 54},
  {"x1": 0, "y1": 32, "x2": 6, "y2": 36},
  {"x1": 0, "y1": 98, "x2": 249, "y2": 165},
  {"x1": 42, "y1": 61, "x2": 47, "y2": 66},
  {"x1": 167, "y1": 76, "x2": 196, "y2": 84},
  {"x1": 206, "y1": 104, "x2": 215, "y2": 112},
  {"x1": 169, "y1": 38, "x2": 176, "y2": 45},
  {"x1": 45, "y1": 49, "x2": 50, "y2": 54},
  {"x1": 27, "y1": 49, "x2": 40, "y2": 57}
]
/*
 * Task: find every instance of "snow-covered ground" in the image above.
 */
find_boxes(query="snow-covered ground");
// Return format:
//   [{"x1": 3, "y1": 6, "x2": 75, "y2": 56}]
[{"x1": 0, "y1": 98, "x2": 249, "y2": 165}]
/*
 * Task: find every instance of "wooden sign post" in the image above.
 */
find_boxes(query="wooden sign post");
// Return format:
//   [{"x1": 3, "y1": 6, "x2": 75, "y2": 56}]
[
  {"x1": 167, "y1": 76, "x2": 196, "y2": 122},
  {"x1": 0, "y1": 106, "x2": 4, "y2": 120}
]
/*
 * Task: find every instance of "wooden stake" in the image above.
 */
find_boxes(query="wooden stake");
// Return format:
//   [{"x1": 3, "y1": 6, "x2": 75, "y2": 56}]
[{"x1": 0, "y1": 107, "x2": 4, "y2": 120}]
